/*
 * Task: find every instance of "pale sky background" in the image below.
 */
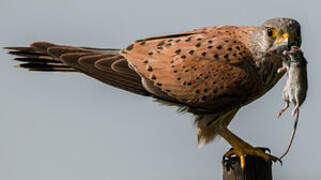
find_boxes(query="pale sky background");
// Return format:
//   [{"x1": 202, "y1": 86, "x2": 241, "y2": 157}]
[{"x1": 0, "y1": 0, "x2": 320, "y2": 179}]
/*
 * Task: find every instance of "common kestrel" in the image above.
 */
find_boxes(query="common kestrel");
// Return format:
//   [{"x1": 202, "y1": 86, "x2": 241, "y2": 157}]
[{"x1": 5, "y1": 17, "x2": 302, "y2": 168}]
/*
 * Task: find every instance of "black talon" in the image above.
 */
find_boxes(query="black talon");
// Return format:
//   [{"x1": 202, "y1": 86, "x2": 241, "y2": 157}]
[
  {"x1": 269, "y1": 154, "x2": 282, "y2": 166},
  {"x1": 259, "y1": 147, "x2": 271, "y2": 154},
  {"x1": 222, "y1": 148, "x2": 234, "y2": 161},
  {"x1": 276, "y1": 157, "x2": 283, "y2": 166},
  {"x1": 223, "y1": 155, "x2": 227, "y2": 161}
]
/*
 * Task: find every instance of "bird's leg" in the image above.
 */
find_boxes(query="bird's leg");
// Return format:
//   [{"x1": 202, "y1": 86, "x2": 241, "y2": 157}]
[
  {"x1": 277, "y1": 102, "x2": 289, "y2": 118},
  {"x1": 218, "y1": 125, "x2": 281, "y2": 168}
]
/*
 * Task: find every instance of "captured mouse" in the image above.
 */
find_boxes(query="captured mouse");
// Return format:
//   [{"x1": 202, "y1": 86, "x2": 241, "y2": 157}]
[{"x1": 277, "y1": 46, "x2": 308, "y2": 159}]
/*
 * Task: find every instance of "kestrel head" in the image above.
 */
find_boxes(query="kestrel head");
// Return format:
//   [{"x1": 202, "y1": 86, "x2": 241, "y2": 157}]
[{"x1": 250, "y1": 17, "x2": 301, "y2": 59}]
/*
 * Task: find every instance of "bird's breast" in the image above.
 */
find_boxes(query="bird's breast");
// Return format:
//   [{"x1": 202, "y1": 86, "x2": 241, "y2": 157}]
[{"x1": 253, "y1": 56, "x2": 285, "y2": 98}]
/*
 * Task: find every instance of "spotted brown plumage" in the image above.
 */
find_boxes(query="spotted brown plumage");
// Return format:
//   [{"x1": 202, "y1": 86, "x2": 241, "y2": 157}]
[
  {"x1": 5, "y1": 18, "x2": 303, "y2": 168},
  {"x1": 121, "y1": 26, "x2": 261, "y2": 113}
]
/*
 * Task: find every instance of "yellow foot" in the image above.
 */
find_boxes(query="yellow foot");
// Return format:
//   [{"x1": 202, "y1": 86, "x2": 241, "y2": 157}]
[{"x1": 223, "y1": 147, "x2": 282, "y2": 168}]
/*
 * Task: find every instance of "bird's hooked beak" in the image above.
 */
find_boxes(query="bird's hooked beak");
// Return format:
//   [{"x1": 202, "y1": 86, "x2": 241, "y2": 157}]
[
  {"x1": 268, "y1": 32, "x2": 294, "y2": 54},
  {"x1": 274, "y1": 32, "x2": 290, "y2": 46}
]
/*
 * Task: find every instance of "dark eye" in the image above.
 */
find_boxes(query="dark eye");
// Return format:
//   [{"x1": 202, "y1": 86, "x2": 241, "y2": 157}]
[
  {"x1": 267, "y1": 29, "x2": 273, "y2": 37},
  {"x1": 266, "y1": 28, "x2": 277, "y2": 39}
]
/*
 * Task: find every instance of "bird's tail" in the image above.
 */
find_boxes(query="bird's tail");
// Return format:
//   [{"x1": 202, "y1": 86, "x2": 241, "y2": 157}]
[
  {"x1": 5, "y1": 42, "x2": 150, "y2": 96},
  {"x1": 5, "y1": 42, "x2": 120, "y2": 72}
]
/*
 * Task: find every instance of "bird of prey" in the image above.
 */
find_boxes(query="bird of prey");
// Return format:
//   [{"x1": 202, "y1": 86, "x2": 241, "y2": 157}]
[{"x1": 5, "y1": 17, "x2": 302, "y2": 168}]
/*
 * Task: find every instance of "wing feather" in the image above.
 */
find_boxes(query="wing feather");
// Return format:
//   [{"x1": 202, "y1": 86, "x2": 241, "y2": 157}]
[{"x1": 121, "y1": 26, "x2": 261, "y2": 112}]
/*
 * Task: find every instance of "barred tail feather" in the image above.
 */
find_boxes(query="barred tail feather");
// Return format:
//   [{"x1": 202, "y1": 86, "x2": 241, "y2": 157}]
[
  {"x1": 6, "y1": 45, "x2": 76, "y2": 72},
  {"x1": 5, "y1": 42, "x2": 150, "y2": 96}
]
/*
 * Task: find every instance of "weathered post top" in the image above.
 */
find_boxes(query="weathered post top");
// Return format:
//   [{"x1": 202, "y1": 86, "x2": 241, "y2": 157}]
[{"x1": 222, "y1": 148, "x2": 273, "y2": 180}]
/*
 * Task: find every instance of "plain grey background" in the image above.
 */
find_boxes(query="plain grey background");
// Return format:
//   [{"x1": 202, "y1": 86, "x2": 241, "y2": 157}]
[{"x1": 0, "y1": 0, "x2": 320, "y2": 179}]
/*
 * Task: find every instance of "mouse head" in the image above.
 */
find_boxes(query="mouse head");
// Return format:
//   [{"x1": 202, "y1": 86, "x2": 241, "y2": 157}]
[{"x1": 284, "y1": 46, "x2": 307, "y2": 65}]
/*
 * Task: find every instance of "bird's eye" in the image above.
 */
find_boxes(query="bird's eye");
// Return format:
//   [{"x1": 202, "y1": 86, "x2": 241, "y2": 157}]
[
  {"x1": 266, "y1": 28, "x2": 277, "y2": 39},
  {"x1": 267, "y1": 29, "x2": 273, "y2": 36}
]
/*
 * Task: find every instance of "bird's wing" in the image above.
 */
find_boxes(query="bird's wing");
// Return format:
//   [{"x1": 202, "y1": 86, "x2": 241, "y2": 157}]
[
  {"x1": 121, "y1": 26, "x2": 262, "y2": 112},
  {"x1": 7, "y1": 42, "x2": 149, "y2": 96}
]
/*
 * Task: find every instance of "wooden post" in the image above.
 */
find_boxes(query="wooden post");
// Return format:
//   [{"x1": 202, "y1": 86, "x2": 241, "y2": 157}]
[{"x1": 222, "y1": 148, "x2": 273, "y2": 180}]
